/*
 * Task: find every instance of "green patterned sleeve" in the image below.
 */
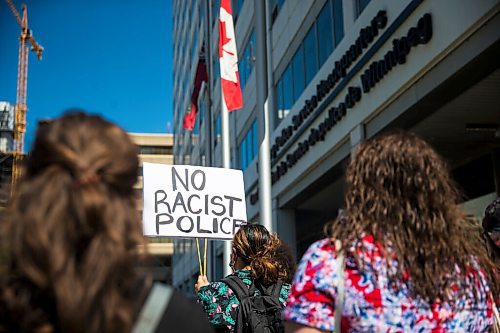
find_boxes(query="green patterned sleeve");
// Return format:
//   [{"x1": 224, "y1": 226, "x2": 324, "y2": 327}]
[
  {"x1": 280, "y1": 283, "x2": 292, "y2": 305},
  {"x1": 197, "y1": 281, "x2": 240, "y2": 332}
]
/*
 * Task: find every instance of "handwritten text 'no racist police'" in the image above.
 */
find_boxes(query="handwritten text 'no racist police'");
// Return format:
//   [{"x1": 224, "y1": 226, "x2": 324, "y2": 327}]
[{"x1": 142, "y1": 163, "x2": 248, "y2": 239}]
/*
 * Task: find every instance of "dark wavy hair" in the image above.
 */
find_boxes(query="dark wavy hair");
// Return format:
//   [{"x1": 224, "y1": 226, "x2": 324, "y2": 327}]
[
  {"x1": 273, "y1": 241, "x2": 296, "y2": 283},
  {"x1": 326, "y1": 131, "x2": 497, "y2": 303},
  {"x1": 232, "y1": 224, "x2": 289, "y2": 285},
  {"x1": 0, "y1": 112, "x2": 149, "y2": 332}
]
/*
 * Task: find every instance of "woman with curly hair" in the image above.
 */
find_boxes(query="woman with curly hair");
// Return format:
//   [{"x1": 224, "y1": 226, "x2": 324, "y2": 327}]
[
  {"x1": 196, "y1": 224, "x2": 292, "y2": 332},
  {"x1": 284, "y1": 132, "x2": 497, "y2": 332},
  {"x1": 0, "y1": 112, "x2": 213, "y2": 333}
]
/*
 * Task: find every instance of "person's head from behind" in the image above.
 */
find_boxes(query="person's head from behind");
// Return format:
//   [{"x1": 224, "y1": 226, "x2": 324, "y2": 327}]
[
  {"x1": 231, "y1": 224, "x2": 288, "y2": 285},
  {"x1": 0, "y1": 112, "x2": 144, "y2": 332},
  {"x1": 330, "y1": 131, "x2": 496, "y2": 303}
]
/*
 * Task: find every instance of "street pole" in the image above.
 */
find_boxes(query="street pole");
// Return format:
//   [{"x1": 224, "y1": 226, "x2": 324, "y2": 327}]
[
  {"x1": 255, "y1": 0, "x2": 273, "y2": 232},
  {"x1": 221, "y1": 93, "x2": 232, "y2": 277}
]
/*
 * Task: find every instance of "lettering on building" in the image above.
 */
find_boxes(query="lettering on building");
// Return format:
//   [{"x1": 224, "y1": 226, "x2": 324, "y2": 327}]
[{"x1": 269, "y1": 13, "x2": 433, "y2": 186}]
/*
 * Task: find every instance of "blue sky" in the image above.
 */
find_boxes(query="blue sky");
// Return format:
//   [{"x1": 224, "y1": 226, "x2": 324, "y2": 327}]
[{"x1": 0, "y1": 0, "x2": 173, "y2": 151}]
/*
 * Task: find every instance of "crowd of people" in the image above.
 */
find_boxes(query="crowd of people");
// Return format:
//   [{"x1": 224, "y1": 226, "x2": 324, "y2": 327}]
[{"x1": 0, "y1": 112, "x2": 497, "y2": 332}]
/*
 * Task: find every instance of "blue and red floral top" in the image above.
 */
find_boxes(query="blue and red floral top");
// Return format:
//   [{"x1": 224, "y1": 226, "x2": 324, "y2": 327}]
[
  {"x1": 284, "y1": 236, "x2": 495, "y2": 332},
  {"x1": 197, "y1": 269, "x2": 291, "y2": 333}
]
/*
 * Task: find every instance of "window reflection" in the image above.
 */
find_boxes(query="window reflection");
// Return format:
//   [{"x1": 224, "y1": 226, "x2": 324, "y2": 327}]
[
  {"x1": 274, "y1": 0, "x2": 344, "y2": 127},
  {"x1": 292, "y1": 45, "x2": 305, "y2": 102},
  {"x1": 317, "y1": 1, "x2": 334, "y2": 67},
  {"x1": 355, "y1": 0, "x2": 371, "y2": 18},
  {"x1": 239, "y1": 118, "x2": 258, "y2": 171},
  {"x1": 304, "y1": 26, "x2": 318, "y2": 85}
]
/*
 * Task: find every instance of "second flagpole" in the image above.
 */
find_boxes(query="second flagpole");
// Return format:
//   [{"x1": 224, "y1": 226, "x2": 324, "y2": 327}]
[{"x1": 221, "y1": 95, "x2": 232, "y2": 277}]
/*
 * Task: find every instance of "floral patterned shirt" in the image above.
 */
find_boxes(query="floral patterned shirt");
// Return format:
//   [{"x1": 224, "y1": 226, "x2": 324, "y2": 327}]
[
  {"x1": 284, "y1": 237, "x2": 495, "y2": 332},
  {"x1": 197, "y1": 269, "x2": 291, "y2": 333}
]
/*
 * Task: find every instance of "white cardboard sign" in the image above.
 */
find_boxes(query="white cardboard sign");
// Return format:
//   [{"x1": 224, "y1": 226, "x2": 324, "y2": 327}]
[{"x1": 142, "y1": 163, "x2": 247, "y2": 239}]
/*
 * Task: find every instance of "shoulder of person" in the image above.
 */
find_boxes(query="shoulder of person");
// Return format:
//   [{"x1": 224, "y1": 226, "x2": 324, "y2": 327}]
[
  {"x1": 302, "y1": 238, "x2": 338, "y2": 259},
  {"x1": 233, "y1": 269, "x2": 253, "y2": 285}
]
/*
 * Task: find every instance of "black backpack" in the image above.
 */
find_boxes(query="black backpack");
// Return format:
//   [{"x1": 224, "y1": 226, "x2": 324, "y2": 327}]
[{"x1": 222, "y1": 276, "x2": 284, "y2": 333}]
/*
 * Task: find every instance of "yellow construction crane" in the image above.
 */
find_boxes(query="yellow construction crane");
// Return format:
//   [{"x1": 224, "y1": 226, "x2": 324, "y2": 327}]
[{"x1": 6, "y1": 0, "x2": 43, "y2": 185}]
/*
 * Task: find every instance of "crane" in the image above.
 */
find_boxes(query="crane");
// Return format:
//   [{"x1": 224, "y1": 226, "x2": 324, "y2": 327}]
[{"x1": 5, "y1": 0, "x2": 43, "y2": 185}]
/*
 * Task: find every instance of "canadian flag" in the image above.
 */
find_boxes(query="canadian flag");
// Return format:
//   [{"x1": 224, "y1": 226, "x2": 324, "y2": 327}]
[{"x1": 219, "y1": 0, "x2": 243, "y2": 111}]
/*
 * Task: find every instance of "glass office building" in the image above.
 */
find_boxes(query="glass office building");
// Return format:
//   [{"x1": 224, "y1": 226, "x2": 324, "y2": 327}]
[{"x1": 172, "y1": 0, "x2": 500, "y2": 294}]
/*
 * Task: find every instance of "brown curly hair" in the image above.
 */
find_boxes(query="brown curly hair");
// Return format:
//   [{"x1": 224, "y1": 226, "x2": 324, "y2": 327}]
[
  {"x1": 0, "y1": 112, "x2": 149, "y2": 332},
  {"x1": 326, "y1": 131, "x2": 498, "y2": 303},
  {"x1": 232, "y1": 224, "x2": 289, "y2": 285}
]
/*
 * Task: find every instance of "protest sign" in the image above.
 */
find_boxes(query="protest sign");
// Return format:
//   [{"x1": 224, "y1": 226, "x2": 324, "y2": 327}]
[{"x1": 142, "y1": 163, "x2": 247, "y2": 239}]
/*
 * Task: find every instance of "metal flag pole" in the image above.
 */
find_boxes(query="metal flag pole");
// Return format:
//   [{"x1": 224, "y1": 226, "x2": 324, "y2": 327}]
[
  {"x1": 255, "y1": 0, "x2": 273, "y2": 233},
  {"x1": 219, "y1": 0, "x2": 244, "y2": 277},
  {"x1": 221, "y1": 93, "x2": 232, "y2": 277}
]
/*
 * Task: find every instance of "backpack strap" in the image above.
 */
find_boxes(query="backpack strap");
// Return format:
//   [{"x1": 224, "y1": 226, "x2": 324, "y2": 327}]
[
  {"x1": 269, "y1": 280, "x2": 283, "y2": 299},
  {"x1": 223, "y1": 275, "x2": 253, "y2": 298},
  {"x1": 255, "y1": 279, "x2": 282, "y2": 300},
  {"x1": 132, "y1": 282, "x2": 173, "y2": 333},
  {"x1": 222, "y1": 276, "x2": 253, "y2": 333}
]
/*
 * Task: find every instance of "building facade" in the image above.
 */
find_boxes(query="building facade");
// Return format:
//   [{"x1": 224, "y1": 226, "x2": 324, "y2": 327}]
[
  {"x1": 0, "y1": 102, "x2": 14, "y2": 152},
  {"x1": 130, "y1": 132, "x2": 175, "y2": 284},
  {"x1": 0, "y1": 101, "x2": 15, "y2": 205},
  {"x1": 171, "y1": 0, "x2": 500, "y2": 293}
]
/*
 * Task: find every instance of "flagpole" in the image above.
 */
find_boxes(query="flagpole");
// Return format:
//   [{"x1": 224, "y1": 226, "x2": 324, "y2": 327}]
[
  {"x1": 205, "y1": 0, "x2": 213, "y2": 282},
  {"x1": 255, "y1": 0, "x2": 273, "y2": 233},
  {"x1": 221, "y1": 93, "x2": 232, "y2": 277},
  {"x1": 219, "y1": 0, "x2": 244, "y2": 278}
]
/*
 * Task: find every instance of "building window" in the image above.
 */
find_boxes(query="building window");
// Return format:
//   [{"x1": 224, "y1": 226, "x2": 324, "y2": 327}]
[
  {"x1": 274, "y1": 0, "x2": 343, "y2": 127},
  {"x1": 191, "y1": 32, "x2": 198, "y2": 67},
  {"x1": 193, "y1": 112, "x2": 200, "y2": 135},
  {"x1": 316, "y1": 1, "x2": 334, "y2": 68},
  {"x1": 240, "y1": 136, "x2": 247, "y2": 171},
  {"x1": 355, "y1": 0, "x2": 371, "y2": 18},
  {"x1": 212, "y1": 0, "x2": 220, "y2": 27},
  {"x1": 199, "y1": 94, "x2": 206, "y2": 125},
  {"x1": 252, "y1": 120, "x2": 258, "y2": 160},
  {"x1": 270, "y1": 0, "x2": 286, "y2": 24},
  {"x1": 199, "y1": 1, "x2": 205, "y2": 29},
  {"x1": 292, "y1": 44, "x2": 305, "y2": 102},
  {"x1": 238, "y1": 30, "x2": 255, "y2": 91},
  {"x1": 213, "y1": 51, "x2": 220, "y2": 87},
  {"x1": 214, "y1": 113, "x2": 221, "y2": 148},
  {"x1": 275, "y1": 63, "x2": 292, "y2": 126},
  {"x1": 239, "y1": 119, "x2": 258, "y2": 171},
  {"x1": 234, "y1": 0, "x2": 245, "y2": 22},
  {"x1": 332, "y1": 0, "x2": 344, "y2": 46},
  {"x1": 304, "y1": 26, "x2": 318, "y2": 86}
]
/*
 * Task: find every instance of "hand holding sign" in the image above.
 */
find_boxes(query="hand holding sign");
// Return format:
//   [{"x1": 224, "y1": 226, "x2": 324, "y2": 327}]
[
  {"x1": 195, "y1": 275, "x2": 209, "y2": 293},
  {"x1": 142, "y1": 163, "x2": 248, "y2": 239}
]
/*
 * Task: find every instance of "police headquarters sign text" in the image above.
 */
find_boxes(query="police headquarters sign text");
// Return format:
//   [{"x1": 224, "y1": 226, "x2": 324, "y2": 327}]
[{"x1": 142, "y1": 163, "x2": 247, "y2": 239}]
